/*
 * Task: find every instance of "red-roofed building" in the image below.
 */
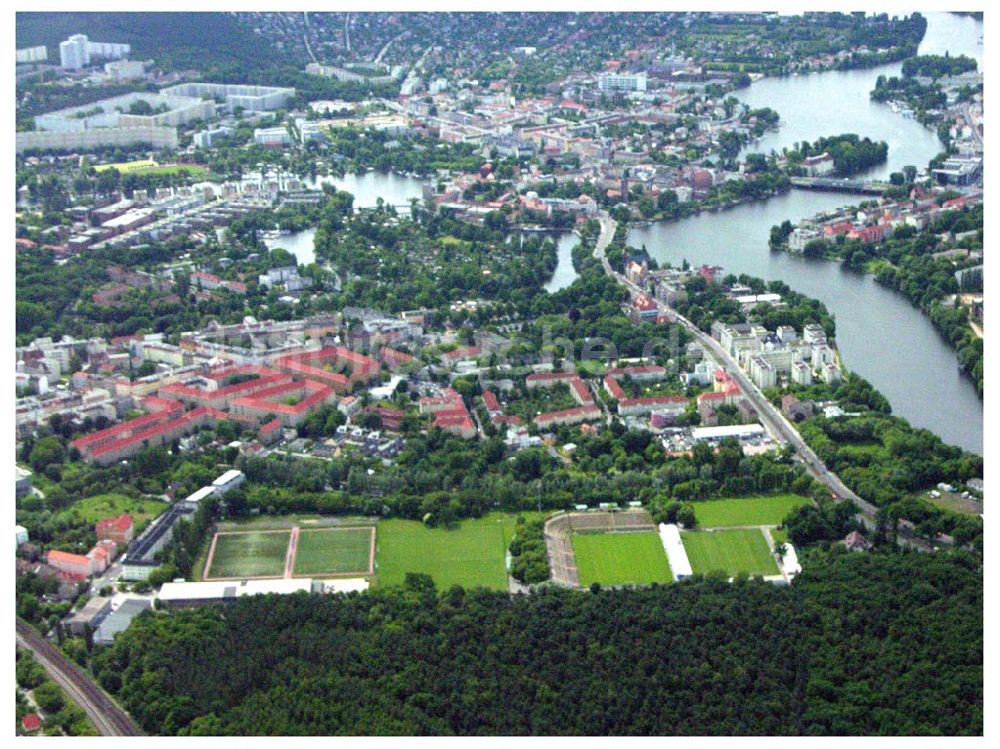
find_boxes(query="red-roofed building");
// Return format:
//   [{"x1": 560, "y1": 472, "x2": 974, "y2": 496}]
[
  {"x1": 603, "y1": 375, "x2": 626, "y2": 400},
  {"x1": 21, "y1": 714, "x2": 41, "y2": 733},
  {"x1": 823, "y1": 221, "x2": 854, "y2": 237},
  {"x1": 96, "y1": 514, "x2": 134, "y2": 545},
  {"x1": 258, "y1": 417, "x2": 283, "y2": 445},
  {"x1": 272, "y1": 346, "x2": 379, "y2": 393},
  {"x1": 482, "y1": 390, "x2": 502, "y2": 416},
  {"x1": 230, "y1": 379, "x2": 337, "y2": 427},
  {"x1": 534, "y1": 405, "x2": 602, "y2": 429},
  {"x1": 367, "y1": 404, "x2": 404, "y2": 431},
  {"x1": 191, "y1": 271, "x2": 245, "y2": 294},
  {"x1": 630, "y1": 294, "x2": 659, "y2": 323},
  {"x1": 618, "y1": 395, "x2": 689, "y2": 417},
  {"x1": 525, "y1": 371, "x2": 579, "y2": 389},
  {"x1": 440, "y1": 345, "x2": 482, "y2": 363},
  {"x1": 161, "y1": 365, "x2": 292, "y2": 409},
  {"x1": 569, "y1": 378, "x2": 594, "y2": 405},
  {"x1": 846, "y1": 224, "x2": 892, "y2": 243},
  {"x1": 46, "y1": 549, "x2": 93, "y2": 578},
  {"x1": 379, "y1": 346, "x2": 414, "y2": 369},
  {"x1": 606, "y1": 365, "x2": 667, "y2": 381},
  {"x1": 492, "y1": 415, "x2": 524, "y2": 427},
  {"x1": 419, "y1": 388, "x2": 464, "y2": 414}
]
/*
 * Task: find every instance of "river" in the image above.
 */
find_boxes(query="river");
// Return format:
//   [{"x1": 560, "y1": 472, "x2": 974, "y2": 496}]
[
  {"x1": 629, "y1": 12, "x2": 983, "y2": 454},
  {"x1": 544, "y1": 232, "x2": 581, "y2": 293}
]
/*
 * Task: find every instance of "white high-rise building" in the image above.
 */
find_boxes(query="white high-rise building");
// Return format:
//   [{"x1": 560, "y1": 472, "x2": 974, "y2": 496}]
[
  {"x1": 58, "y1": 34, "x2": 130, "y2": 70},
  {"x1": 597, "y1": 72, "x2": 648, "y2": 93},
  {"x1": 60, "y1": 34, "x2": 90, "y2": 70},
  {"x1": 16, "y1": 46, "x2": 48, "y2": 64}
]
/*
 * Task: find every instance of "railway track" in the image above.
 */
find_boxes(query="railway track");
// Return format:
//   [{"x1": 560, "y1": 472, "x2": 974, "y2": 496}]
[{"x1": 16, "y1": 619, "x2": 143, "y2": 736}]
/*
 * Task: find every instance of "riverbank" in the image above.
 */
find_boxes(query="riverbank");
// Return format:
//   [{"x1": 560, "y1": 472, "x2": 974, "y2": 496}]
[{"x1": 771, "y1": 193, "x2": 983, "y2": 399}]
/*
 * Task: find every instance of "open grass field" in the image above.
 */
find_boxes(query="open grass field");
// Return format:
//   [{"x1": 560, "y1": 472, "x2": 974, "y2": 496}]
[
  {"x1": 206, "y1": 530, "x2": 291, "y2": 579},
  {"x1": 56, "y1": 494, "x2": 167, "y2": 532},
  {"x1": 293, "y1": 527, "x2": 374, "y2": 576},
  {"x1": 692, "y1": 494, "x2": 811, "y2": 528},
  {"x1": 572, "y1": 531, "x2": 673, "y2": 587},
  {"x1": 375, "y1": 513, "x2": 519, "y2": 591},
  {"x1": 681, "y1": 529, "x2": 779, "y2": 577}
]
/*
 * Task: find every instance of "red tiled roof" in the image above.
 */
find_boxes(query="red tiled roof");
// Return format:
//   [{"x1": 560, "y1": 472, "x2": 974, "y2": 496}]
[
  {"x1": 47, "y1": 549, "x2": 91, "y2": 567},
  {"x1": 534, "y1": 404, "x2": 602, "y2": 425},
  {"x1": 96, "y1": 514, "x2": 133, "y2": 534},
  {"x1": 570, "y1": 378, "x2": 594, "y2": 404},
  {"x1": 89, "y1": 405, "x2": 227, "y2": 459},
  {"x1": 260, "y1": 418, "x2": 282, "y2": 434},
  {"x1": 441, "y1": 345, "x2": 481, "y2": 361},
  {"x1": 620, "y1": 395, "x2": 688, "y2": 408},
  {"x1": 482, "y1": 390, "x2": 501, "y2": 413},
  {"x1": 21, "y1": 714, "x2": 41, "y2": 732}
]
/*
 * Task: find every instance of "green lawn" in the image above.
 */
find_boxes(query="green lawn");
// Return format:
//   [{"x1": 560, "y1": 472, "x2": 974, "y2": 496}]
[
  {"x1": 207, "y1": 531, "x2": 290, "y2": 579},
  {"x1": 692, "y1": 495, "x2": 811, "y2": 528},
  {"x1": 575, "y1": 359, "x2": 607, "y2": 376},
  {"x1": 56, "y1": 494, "x2": 167, "y2": 532},
  {"x1": 681, "y1": 529, "x2": 779, "y2": 577},
  {"x1": 375, "y1": 514, "x2": 519, "y2": 591},
  {"x1": 572, "y1": 532, "x2": 673, "y2": 587},
  {"x1": 293, "y1": 527, "x2": 374, "y2": 576},
  {"x1": 770, "y1": 527, "x2": 789, "y2": 546}
]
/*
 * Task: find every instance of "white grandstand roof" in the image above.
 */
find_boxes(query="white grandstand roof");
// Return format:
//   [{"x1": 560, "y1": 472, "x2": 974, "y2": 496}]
[{"x1": 659, "y1": 523, "x2": 693, "y2": 580}]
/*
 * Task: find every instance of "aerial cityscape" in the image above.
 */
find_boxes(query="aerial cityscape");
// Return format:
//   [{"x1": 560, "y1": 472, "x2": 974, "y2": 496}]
[{"x1": 14, "y1": 9, "x2": 983, "y2": 737}]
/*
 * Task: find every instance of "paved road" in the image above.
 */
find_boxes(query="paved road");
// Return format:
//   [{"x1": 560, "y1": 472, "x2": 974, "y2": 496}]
[
  {"x1": 16, "y1": 619, "x2": 143, "y2": 736},
  {"x1": 594, "y1": 211, "x2": 933, "y2": 551}
]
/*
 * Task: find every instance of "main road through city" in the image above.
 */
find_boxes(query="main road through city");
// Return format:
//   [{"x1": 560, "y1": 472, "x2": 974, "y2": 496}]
[
  {"x1": 594, "y1": 212, "x2": 933, "y2": 551},
  {"x1": 16, "y1": 618, "x2": 144, "y2": 736}
]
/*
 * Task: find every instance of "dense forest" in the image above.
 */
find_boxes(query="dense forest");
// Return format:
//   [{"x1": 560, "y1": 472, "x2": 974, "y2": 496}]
[
  {"x1": 901, "y1": 53, "x2": 978, "y2": 80},
  {"x1": 95, "y1": 550, "x2": 981, "y2": 735}
]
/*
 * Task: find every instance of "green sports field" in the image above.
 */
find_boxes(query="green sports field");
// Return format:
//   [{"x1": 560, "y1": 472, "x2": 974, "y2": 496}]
[
  {"x1": 692, "y1": 494, "x2": 811, "y2": 528},
  {"x1": 293, "y1": 527, "x2": 374, "y2": 576},
  {"x1": 375, "y1": 514, "x2": 519, "y2": 590},
  {"x1": 207, "y1": 530, "x2": 290, "y2": 579},
  {"x1": 572, "y1": 532, "x2": 673, "y2": 587},
  {"x1": 681, "y1": 529, "x2": 779, "y2": 577}
]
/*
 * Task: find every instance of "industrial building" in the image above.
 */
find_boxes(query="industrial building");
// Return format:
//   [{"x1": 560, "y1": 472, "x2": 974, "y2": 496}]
[
  {"x1": 120, "y1": 502, "x2": 196, "y2": 580},
  {"x1": 94, "y1": 599, "x2": 151, "y2": 645}
]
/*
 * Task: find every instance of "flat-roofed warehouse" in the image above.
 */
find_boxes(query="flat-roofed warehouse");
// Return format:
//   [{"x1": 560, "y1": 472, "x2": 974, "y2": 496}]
[{"x1": 691, "y1": 424, "x2": 766, "y2": 442}]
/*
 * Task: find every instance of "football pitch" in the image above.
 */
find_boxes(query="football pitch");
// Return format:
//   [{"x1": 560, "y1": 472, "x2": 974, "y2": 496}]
[
  {"x1": 204, "y1": 525, "x2": 375, "y2": 579},
  {"x1": 681, "y1": 529, "x2": 779, "y2": 577},
  {"x1": 206, "y1": 530, "x2": 291, "y2": 579},
  {"x1": 692, "y1": 494, "x2": 811, "y2": 528},
  {"x1": 572, "y1": 531, "x2": 673, "y2": 587},
  {"x1": 375, "y1": 514, "x2": 518, "y2": 590},
  {"x1": 293, "y1": 527, "x2": 375, "y2": 576}
]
